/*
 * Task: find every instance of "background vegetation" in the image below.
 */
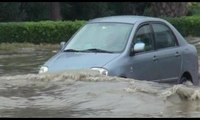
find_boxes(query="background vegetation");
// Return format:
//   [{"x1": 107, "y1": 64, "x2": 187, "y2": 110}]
[{"x1": 0, "y1": 2, "x2": 200, "y2": 43}]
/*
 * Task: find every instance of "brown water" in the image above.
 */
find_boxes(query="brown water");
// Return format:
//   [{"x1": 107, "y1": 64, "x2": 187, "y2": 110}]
[{"x1": 0, "y1": 40, "x2": 200, "y2": 118}]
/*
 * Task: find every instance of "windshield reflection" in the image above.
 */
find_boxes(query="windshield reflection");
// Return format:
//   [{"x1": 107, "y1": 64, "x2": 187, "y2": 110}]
[{"x1": 64, "y1": 23, "x2": 134, "y2": 53}]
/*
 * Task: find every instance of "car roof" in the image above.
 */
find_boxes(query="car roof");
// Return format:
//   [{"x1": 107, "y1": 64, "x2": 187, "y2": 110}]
[{"x1": 88, "y1": 15, "x2": 164, "y2": 24}]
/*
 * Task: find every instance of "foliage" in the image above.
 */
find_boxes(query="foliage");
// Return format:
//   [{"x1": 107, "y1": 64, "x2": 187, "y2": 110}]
[
  {"x1": 1, "y1": 2, "x2": 198, "y2": 22},
  {"x1": 0, "y1": 2, "x2": 150, "y2": 22},
  {"x1": 187, "y1": 2, "x2": 200, "y2": 16},
  {"x1": 0, "y1": 2, "x2": 23, "y2": 21},
  {"x1": 21, "y1": 2, "x2": 50, "y2": 21},
  {"x1": 165, "y1": 16, "x2": 200, "y2": 36},
  {"x1": 0, "y1": 20, "x2": 85, "y2": 44},
  {"x1": 1, "y1": 16, "x2": 200, "y2": 44}
]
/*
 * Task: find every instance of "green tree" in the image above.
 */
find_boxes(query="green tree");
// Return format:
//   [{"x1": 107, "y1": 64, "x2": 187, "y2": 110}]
[
  {"x1": 107, "y1": 2, "x2": 150, "y2": 15},
  {"x1": 0, "y1": 2, "x2": 22, "y2": 21},
  {"x1": 61, "y1": 2, "x2": 150, "y2": 20},
  {"x1": 21, "y1": 2, "x2": 50, "y2": 21},
  {"x1": 61, "y1": 2, "x2": 110, "y2": 20},
  {"x1": 0, "y1": 2, "x2": 151, "y2": 22}
]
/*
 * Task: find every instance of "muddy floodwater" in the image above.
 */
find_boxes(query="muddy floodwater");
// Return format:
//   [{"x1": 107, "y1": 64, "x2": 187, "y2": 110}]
[{"x1": 1, "y1": 39, "x2": 200, "y2": 118}]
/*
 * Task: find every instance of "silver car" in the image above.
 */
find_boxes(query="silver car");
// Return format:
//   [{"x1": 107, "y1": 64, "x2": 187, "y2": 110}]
[{"x1": 39, "y1": 15, "x2": 199, "y2": 85}]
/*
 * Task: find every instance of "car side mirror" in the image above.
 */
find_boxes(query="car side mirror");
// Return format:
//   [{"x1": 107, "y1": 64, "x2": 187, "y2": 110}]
[
  {"x1": 60, "y1": 41, "x2": 66, "y2": 50},
  {"x1": 134, "y1": 42, "x2": 145, "y2": 53},
  {"x1": 130, "y1": 42, "x2": 145, "y2": 56}
]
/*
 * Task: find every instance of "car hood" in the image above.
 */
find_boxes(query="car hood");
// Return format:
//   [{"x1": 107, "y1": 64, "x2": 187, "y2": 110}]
[{"x1": 44, "y1": 52, "x2": 120, "y2": 72}]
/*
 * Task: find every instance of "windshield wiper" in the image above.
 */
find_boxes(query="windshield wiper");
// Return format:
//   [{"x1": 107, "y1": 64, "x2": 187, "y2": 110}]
[
  {"x1": 81, "y1": 48, "x2": 114, "y2": 53},
  {"x1": 63, "y1": 49, "x2": 81, "y2": 52},
  {"x1": 64, "y1": 48, "x2": 114, "y2": 53}
]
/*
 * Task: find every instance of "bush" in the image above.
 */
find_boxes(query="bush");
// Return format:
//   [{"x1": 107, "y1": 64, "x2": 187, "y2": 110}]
[
  {"x1": 1, "y1": 16, "x2": 200, "y2": 44},
  {"x1": 165, "y1": 16, "x2": 200, "y2": 37},
  {"x1": 187, "y1": 2, "x2": 200, "y2": 16},
  {"x1": 0, "y1": 20, "x2": 85, "y2": 44}
]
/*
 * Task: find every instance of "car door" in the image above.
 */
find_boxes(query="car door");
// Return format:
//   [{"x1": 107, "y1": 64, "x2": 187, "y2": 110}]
[
  {"x1": 151, "y1": 22, "x2": 181, "y2": 82},
  {"x1": 127, "y1": 23, "x2": 160, "y2": 81}
]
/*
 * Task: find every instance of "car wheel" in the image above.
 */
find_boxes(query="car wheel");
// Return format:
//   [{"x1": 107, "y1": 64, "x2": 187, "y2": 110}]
[
  {"x1": 120, "y1": 75, "x2": 126, "y2": 78},
  {"x1": 180, "y1": 76, "x2": 193, "y2": 85},
  {"x1": 180, "y1": 76, "x2": 187, "y2": 83}
]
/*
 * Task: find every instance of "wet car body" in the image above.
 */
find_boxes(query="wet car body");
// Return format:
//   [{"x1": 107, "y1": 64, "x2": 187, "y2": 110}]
[{"x1": 39, "y1": 15, "x2": 199, "y2": 85}]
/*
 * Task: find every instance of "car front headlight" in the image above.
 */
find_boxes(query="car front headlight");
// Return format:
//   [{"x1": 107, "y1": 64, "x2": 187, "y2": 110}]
[
  {"x1": 91, "y1": 67, "x2": 108, "y2": 76},
  {"x1": 39, "y1": 66, "x2": 48, "y2": 74}
]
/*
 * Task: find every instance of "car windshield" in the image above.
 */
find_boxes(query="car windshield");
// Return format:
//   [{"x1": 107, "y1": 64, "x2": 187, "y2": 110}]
[{"x1": 64, "y1": 23, "x2": 134, "y2": 53}]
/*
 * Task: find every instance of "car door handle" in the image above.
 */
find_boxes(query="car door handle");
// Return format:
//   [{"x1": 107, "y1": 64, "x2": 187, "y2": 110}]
[
  {"x1": 153, "y1": 56, "x2": 158, "y2": 61},
  {"x1": 175, "y1": 52, "x2": 180, "y2": 57}
]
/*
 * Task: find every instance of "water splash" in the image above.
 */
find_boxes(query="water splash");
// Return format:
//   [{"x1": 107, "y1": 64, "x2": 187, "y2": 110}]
[
  {"x1": 161, "y1": 81, "x2": 200, "y2": 101},
  {"x1": 0, "y1": 70, "x2": 200, "y2": 117}
]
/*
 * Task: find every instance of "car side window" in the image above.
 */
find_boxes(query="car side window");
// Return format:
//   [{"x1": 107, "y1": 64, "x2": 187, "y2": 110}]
[
  {"x1": 152, "y1": 23, "x2": 177, "y2": 49},
  {"x1": 131, "y1": 24, "x2": 154, "y2": 52}
]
